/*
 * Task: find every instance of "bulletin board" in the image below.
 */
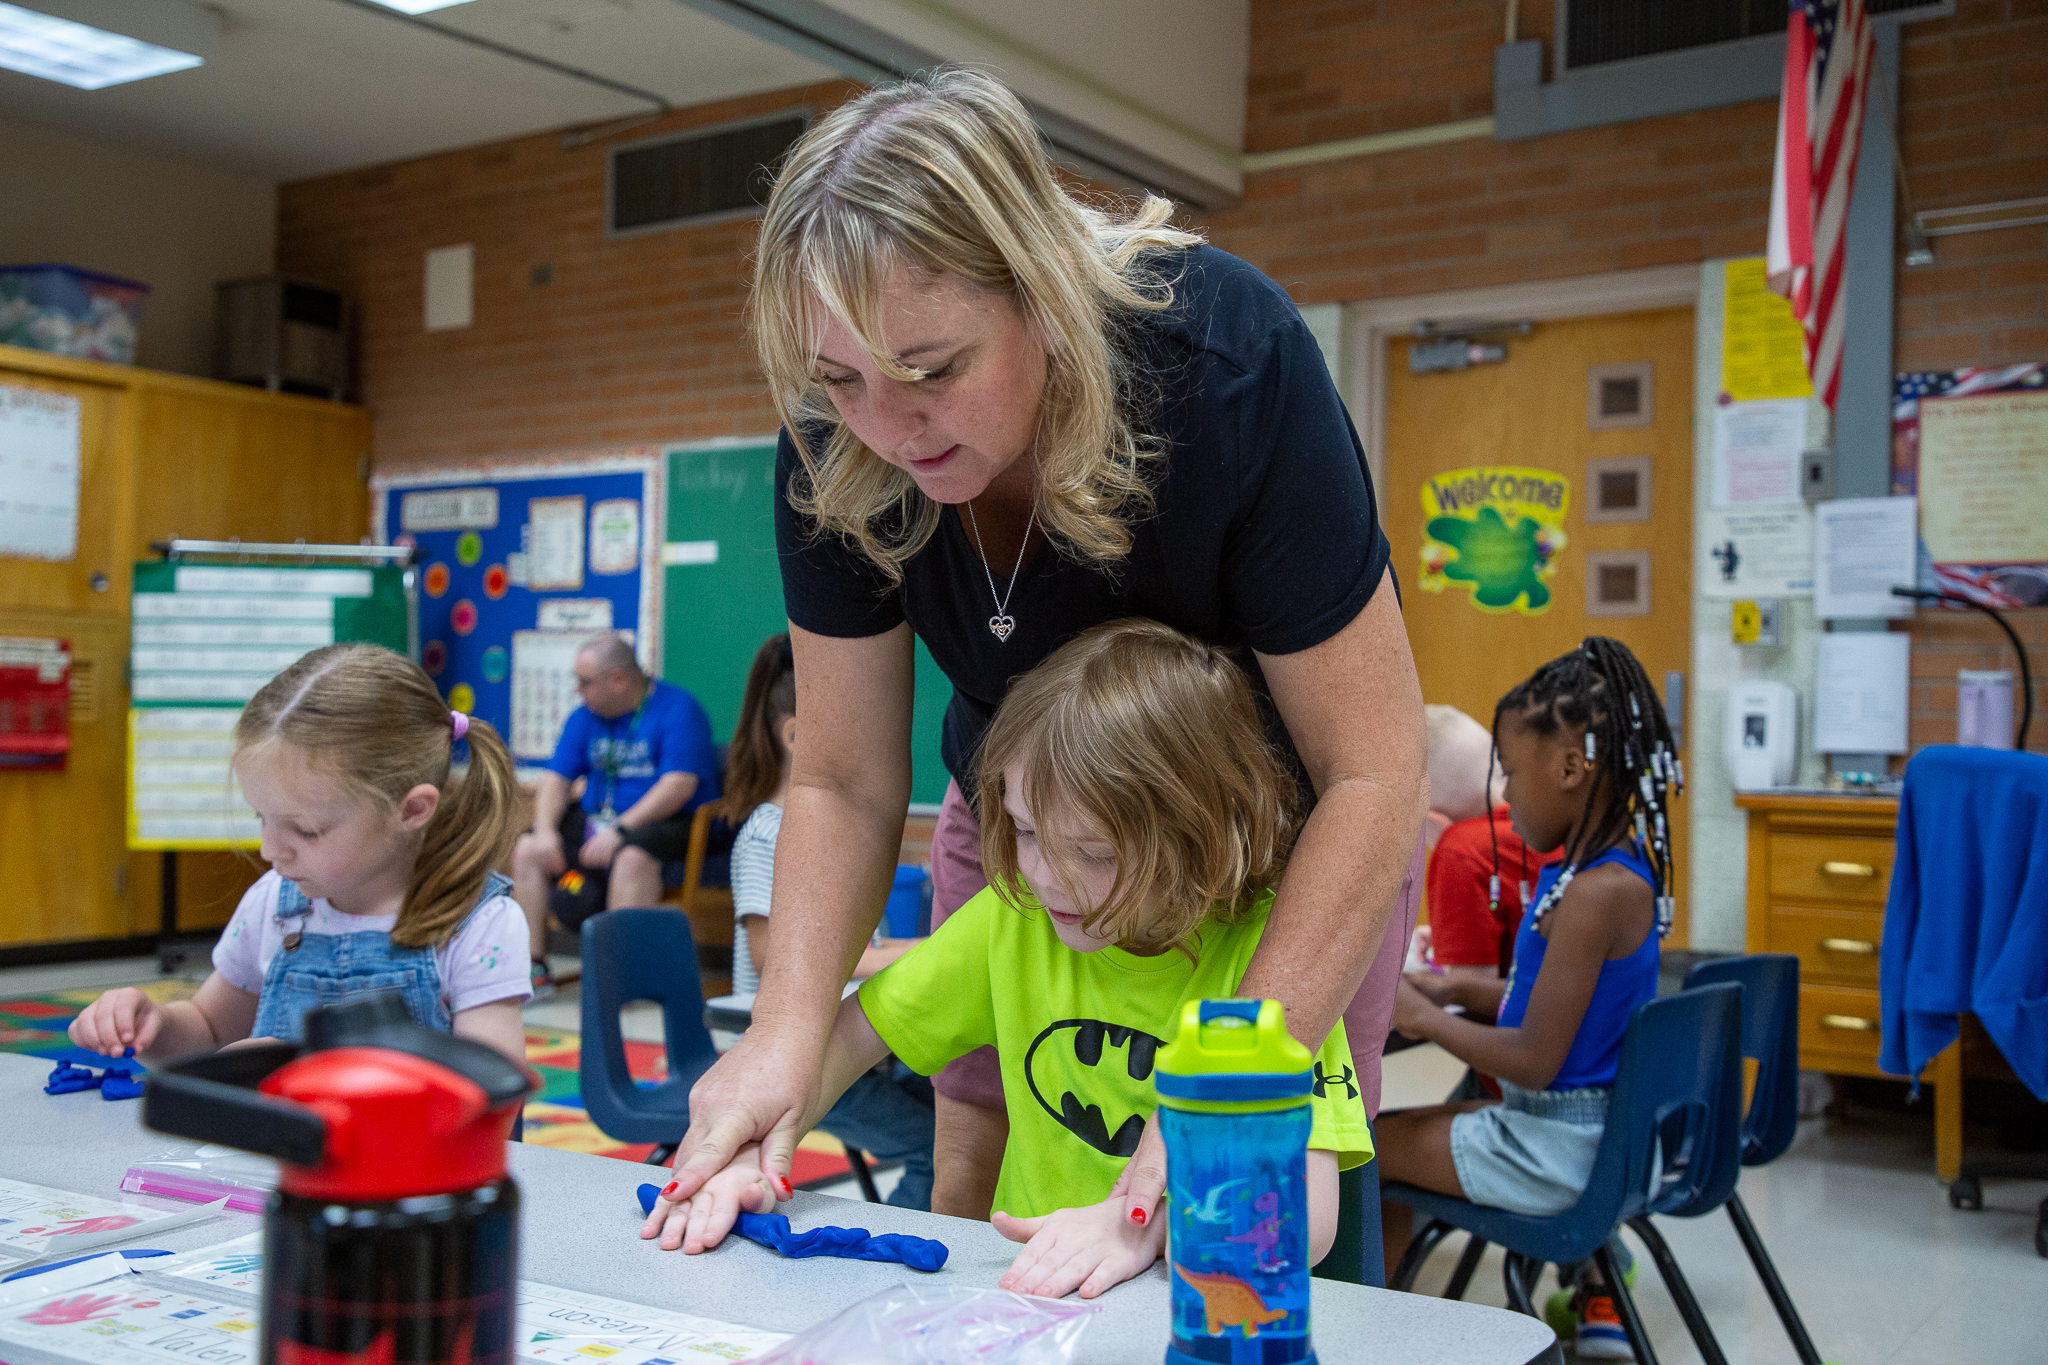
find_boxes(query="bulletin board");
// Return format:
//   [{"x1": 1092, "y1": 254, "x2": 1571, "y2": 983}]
[
  {"x1": 1892, "y1": 364, "x2": 2048, "y2": 607},
  {"x1": 373, "y1": 455, "x2": 662, "y2": 778},
  {"x1": 128, "y1": 560, "x2": 412, "y2": 849},
  {"x1": 659, "y1": 438, "x2": 953, "y2": 807}
]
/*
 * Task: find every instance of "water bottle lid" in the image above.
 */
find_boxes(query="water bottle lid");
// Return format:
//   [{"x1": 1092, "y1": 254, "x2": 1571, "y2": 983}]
[{"x1": 1153, "y1": 999, "x2": 1313, "y2": 1104}]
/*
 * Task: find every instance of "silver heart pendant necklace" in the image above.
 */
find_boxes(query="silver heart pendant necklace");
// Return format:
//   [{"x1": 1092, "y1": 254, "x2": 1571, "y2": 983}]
[{"x1": 964, "y1": 499, "x2": 1034, "y2": 645}]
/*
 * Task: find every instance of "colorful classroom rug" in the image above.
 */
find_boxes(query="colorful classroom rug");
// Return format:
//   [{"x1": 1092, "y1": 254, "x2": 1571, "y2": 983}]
[{"x1": 1, "y1": 986, "x2": 857, "y2": 1188}]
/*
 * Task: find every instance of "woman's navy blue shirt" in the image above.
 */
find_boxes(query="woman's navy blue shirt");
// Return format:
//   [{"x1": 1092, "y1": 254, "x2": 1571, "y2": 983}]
[{"x1": 775, "y1": 245, "x2": 1392, "y2": 791}]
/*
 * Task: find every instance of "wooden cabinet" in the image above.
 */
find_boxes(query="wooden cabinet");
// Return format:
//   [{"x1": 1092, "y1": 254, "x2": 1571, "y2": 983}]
[
  {"x1": 1737, "y1": 791, "x2": 1974, "y2": 1180},
  {"x1": 0, "y1": 345, "x2": 370, "y2": 954}
]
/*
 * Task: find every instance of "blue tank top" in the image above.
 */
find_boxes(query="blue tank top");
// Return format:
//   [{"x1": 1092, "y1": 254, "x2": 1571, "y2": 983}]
[{"x1": 1495, "y1": 845, "x2": 1661, "y2": 1091}]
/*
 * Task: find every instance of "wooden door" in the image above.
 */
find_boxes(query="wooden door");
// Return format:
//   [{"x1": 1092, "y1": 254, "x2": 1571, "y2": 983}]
[
  {"x1": 1385, "y1": 307, "x2": 1695, "y2": 941},
  {"x1": 0, "y1": 365, "x2": 127, "y2": 614}
]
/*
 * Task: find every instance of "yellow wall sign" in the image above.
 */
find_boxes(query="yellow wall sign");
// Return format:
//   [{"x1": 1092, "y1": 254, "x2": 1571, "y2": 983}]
[
  {"x1": 1721, "y1": 257, "x2": 1813, "y2": 402},
  {"x1": 1418, "y1": 466, "x2": 1571, "y2": 614}
]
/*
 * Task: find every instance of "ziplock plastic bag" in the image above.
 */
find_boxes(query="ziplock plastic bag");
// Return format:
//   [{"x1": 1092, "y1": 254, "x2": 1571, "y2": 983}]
[
  {"x1": 121, "y1": 1145, "x2": 277, "y2": 1214},
  {"x1": 748, "y1": 1284, "x2": 1097, "y2": 1364}
]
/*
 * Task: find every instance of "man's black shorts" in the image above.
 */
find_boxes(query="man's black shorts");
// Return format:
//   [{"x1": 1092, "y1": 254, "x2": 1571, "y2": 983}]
[{"x1": 548, "y1": 804, "x2": 693, "y2": 929}]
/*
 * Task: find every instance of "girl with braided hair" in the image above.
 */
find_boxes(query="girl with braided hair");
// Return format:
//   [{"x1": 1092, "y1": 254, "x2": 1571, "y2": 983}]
[{"x1": 1374, "y1": 637, "x2": 1681, "y2": 1355}]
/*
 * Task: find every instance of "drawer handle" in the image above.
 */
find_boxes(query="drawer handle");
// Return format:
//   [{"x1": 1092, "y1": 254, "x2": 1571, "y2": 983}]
[
  {"x1": 1820, "y1": 1014, "x2": 1878, "y2": 1032},
  {"x1": 1819, "y1": 937, "x2": 1878, "y2": 955},
  {"x1": 1820, "y1": 860, "x2": 1878, "y2": 878}
]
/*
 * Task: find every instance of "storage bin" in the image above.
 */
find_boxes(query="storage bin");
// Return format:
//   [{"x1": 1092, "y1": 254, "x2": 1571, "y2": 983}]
[{"x1": 0, "y1": 263, "x2": 149, "y2": 364}]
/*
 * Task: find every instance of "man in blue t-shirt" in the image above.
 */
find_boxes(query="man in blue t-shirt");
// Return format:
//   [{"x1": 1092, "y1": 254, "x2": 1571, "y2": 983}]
[{"x1": 511, "y1": 633, "x2": 720, "y2": 993}]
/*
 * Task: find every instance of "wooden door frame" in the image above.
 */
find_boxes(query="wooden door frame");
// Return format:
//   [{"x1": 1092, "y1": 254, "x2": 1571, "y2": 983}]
[{"x1": 1340, "y1": 264, "x2": 1702, "y2": 494}]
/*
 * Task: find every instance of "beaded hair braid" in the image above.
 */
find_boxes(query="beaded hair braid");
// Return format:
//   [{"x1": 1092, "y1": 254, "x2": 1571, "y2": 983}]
[{"x1": 1486, "y1": 636, "x2": 1684, "y2": 936}]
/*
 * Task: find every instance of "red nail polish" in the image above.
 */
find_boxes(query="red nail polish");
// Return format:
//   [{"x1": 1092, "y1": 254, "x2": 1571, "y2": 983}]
[
  {"x1": 661, "y1": 1181, "x2": 680, "y2": 1200},
  {"x1": 775, "y1": 1176, "x2": 793, "y2": 1199},
  {"x1": 1129, "y1": 1206, "x2": 1147, "y2": 1227}
]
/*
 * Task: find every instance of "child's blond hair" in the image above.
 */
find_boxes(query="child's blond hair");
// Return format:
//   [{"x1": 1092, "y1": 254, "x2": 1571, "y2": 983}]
[
  {"x1": 233, "y1": 644, "x2": 521, "y2": 948},
  {"x1": 976, "y1": 620, "x2": 1297, "y2": 954}
]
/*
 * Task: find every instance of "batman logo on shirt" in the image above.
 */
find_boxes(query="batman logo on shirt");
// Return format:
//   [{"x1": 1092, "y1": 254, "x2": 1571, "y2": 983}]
[{"x1": 1023, "y1": 1018, "x2": 1167, "y2": 1157}]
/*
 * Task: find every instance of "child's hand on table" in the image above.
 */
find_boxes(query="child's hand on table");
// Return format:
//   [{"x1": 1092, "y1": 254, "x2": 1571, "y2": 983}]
[
  {"x1": 992, "y1": 1193, "x2": 1166, "y2": 1300},
  {"x1": 68, "y1": 988, "x2": 162, "y2": 1056},
  {"x1": 639, "y1": 1143, "x2": 787, "y2": 1254}
]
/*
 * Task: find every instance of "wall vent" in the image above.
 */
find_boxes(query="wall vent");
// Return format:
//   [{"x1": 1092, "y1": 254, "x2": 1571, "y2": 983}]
[
  {"x1": 1559, "y1": 0, "x2": 1951, "y2": 72},
  {"x1": 68, "y1": 657, "x2": 96, "y2": 723},
  {"x1": 608, "y1": 114, "x2": 808, "y2": 237}
]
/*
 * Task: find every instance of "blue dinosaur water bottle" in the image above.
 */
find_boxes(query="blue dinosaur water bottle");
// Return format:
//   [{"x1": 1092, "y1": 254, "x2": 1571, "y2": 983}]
[{"x1": 1155, "y1": 998, "x2": 1316, "y2": 1365}]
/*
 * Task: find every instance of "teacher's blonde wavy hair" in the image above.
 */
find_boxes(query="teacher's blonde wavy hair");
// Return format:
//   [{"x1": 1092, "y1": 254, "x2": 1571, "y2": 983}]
[
  {"x1": 750, "y1": 67, "x2": 1203, "y2": 583},
  {"x1": 977, "y1": 620, "x2": 1298, "y2": 956}
]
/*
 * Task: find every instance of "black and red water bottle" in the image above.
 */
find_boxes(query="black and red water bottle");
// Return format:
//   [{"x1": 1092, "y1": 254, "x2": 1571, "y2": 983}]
[{"x1": 144, "y1": 993, "x2": 534, "y2": 1365}]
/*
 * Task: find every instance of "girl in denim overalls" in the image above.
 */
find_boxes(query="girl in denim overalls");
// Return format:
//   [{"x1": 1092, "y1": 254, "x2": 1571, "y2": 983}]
[{"x1": 71, "y1": 644, "x2": 533, "y2": 1067}]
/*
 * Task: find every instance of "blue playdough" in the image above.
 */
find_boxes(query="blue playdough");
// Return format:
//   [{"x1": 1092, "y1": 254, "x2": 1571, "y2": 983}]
[
  {"x1": 100, "y1": 1067, "x2": 144, "y2": 1101},
  {"x1": 635, "y1": 1183, "x2": 947, "y2": 1272},
  {"x1": 44, "y1": 1062, "x2": 102, "y2": 1095}
]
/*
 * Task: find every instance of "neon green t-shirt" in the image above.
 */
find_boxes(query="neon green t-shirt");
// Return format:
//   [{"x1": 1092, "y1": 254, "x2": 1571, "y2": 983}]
[{"x1": 857, "y1": 883, "x2": 1375, "y2": 1220}]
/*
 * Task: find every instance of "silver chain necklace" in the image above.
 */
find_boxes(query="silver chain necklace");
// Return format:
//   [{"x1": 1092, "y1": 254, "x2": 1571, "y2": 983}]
[{"x1": 963, "y1": 500, "x2": 1034, "y2": 643}]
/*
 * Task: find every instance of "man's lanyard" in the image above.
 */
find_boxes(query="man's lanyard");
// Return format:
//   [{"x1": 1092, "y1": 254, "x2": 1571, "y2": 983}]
[{"x1": 597, "y1": 686, "x2": 651, "y2": 821}]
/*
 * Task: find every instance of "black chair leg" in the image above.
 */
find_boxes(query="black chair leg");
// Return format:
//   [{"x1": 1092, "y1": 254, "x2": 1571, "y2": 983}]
[
  {"x1": 1500, "y1": 1251, "x2": 1542, "y2": 1317},
  {"x1": 1594, "y1": 1242, "x2": 1660, "y2": 1365},
  {"x1": 1628, "y1": 1216, "x2": 1729, "y2": 1365},
  {"x1": 645, "y1": 1143, "x2": 677, "y2": 1166},
  {"x1": 1443, "y1": 1233, "x2": 1488, "y2": 1301},
  {"x1": 1726, "y1": 1192, "x2": 1823, "y2": 1365},
  {"x1": 845, "y1": 1145, "x2": 882, "y2": 1203},
  {"x1": 1390, "y1": 1218, "x2": 1457, "y2": 1292}
]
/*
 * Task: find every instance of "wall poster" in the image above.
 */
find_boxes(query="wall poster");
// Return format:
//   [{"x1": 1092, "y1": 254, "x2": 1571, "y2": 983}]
[
  {"x1": 1893, "y1": 365, "x2": 2048, "y2": 606},
  {"x1": 1417, "y1": 466, "x2": 1570, "y2": 614}
]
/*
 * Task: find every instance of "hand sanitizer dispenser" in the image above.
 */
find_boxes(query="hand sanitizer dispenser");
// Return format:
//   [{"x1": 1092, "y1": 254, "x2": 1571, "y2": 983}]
[{"x1": 1725, "y1": 680, "x2": 1797, "y2": 791}]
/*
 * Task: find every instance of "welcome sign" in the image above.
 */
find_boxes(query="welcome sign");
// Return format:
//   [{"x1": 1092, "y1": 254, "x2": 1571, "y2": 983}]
[{"x1": 1418, "y1": 466, "x2": 1571, "y2": 614}]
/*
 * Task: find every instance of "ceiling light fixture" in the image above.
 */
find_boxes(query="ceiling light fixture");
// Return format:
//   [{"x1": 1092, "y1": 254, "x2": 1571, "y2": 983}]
[
  {"x1": 359, "y1": 0, "x2": 478, "y2": 13},
  {"x1": 0, "y1": 1, "x2": 202, "y2": 89}
]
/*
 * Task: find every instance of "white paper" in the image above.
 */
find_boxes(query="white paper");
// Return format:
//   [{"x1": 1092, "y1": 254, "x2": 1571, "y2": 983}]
[
  {"x1": 0, "y1": 1255, "x2": 140, "y2": 1309},
  {"x1": 0, "y1": 1284, "x2": 259, "y2": 1365},
  {"x1": 527, "y1": 497, "x2": 584, "y2": 592},
  {"x1": 1814, "y1": 496, "x2": 1918, "y2": 619},
  {"x1": 145, "y1": 1236, "x2": 788, "y2": 1365},
  {"x1": 535, "y1": 599, "x2": 612, "y2": 632},
  {"x1": 511, "y1": 630, "x2": 589, "y2": 761},
  {"x1": 401, "y1": 487, "x2": 498, "y2": 532},
  {"x1": 513, "y1": 1281, "x2": 786, "y2": 1363},
  {"x1": 506, "y1": 551, "x2": 531, "y2": 587},
  {"x1": 129, "y1": 710, "x2": 257, "y2": 845},
  {"x1": 1815, "y1": 632, "x2": 1910, "y2": 754},
  {"x1": 0, "y1": 383, "x2": 83, "y2": 561},
  {"x1": 1711, "y1": 398, "x2": 1807, "y2": 505},
  {"x1": 0, "y1": 1180, "x2": 187, "y2": 1263},
  {"x1": 661, "y1": 540, "x2": 719, "y2": 566},
  {"x1": 588, "y1": 499, "x2": 639, "y2": 576},
  {"x1": 424, "y1": 243, "x2": 474, "y2": 332},
  {"x1": 171, "y1": 568, "x2": 370, "y2": 598},
  {"x1": 163, "y1": 1233, "x2": 263, "y2": 1293},
  {"x1": 1701, "y1": 503, "x2": 1815, "y2": 598}
]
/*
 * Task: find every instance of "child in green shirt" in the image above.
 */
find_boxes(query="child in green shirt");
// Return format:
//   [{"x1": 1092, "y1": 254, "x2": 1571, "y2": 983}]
[{"x1": 641, "y1": 619, "x2": 1373, "y2": 1299}]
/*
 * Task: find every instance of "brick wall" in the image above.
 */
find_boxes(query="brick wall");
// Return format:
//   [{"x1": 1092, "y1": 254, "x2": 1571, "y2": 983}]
[
  {"x1": 277, "y1": 3, "x2": 2044, "y2": 749},
  {"x1": 277, "y1": 80, "x2": 862, "y2": 471}
]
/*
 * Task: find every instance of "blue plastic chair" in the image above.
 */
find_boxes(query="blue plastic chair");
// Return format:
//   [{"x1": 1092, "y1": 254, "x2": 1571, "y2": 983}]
[
  {"x1": 1625, "y1": 954, "x2": 1820, "y2": 1365},
  {"x1": 579, "y1": 908, "x2": 722, "y2": 1165},
  {"x1": 1317, "y1": 1124, "x2": 1385, "y2": 1288},
  {"x1": 1385, "y1": 983, "x2": 1745, "y2": 1365}
]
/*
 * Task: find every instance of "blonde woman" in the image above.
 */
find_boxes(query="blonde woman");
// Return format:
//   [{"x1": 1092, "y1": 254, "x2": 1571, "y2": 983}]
[{"x1": 667, "y1": 68, "x2": 1428, "y2": 1237}]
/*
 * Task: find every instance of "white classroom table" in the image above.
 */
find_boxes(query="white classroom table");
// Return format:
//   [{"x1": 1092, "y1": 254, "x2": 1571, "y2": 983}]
[{"x1": 0, "y1": 1053, "x2": 1559, "y2": 1364}]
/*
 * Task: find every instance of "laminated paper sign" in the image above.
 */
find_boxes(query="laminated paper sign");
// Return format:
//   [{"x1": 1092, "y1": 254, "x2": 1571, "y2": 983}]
[{"x1": 1418, "y1": 466, "x2": 1571, "y2": 615}]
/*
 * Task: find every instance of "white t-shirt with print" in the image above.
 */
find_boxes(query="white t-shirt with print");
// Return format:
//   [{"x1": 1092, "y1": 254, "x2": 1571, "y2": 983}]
[{"x1": 212, "y1": 870, "x2": 533, "y2": 1016}]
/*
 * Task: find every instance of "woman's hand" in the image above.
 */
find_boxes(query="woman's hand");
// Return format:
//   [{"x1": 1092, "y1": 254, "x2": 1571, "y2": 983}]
[
  {"x1": 579, "y1": 826, "x2": 624, "y2": 870},
  {"x1": 68, "y1": 988, "x2": 161, "y2": 1056},
  {"x1": 1391, "y1": 976, "x2": 1441, "y2": 1040},
  {"x1": 993, "y1": 1192, "x2": 1166, "y2": 1300},
  {"x1": 663, "y1": 1030, "x2": 815, "y2": 1206},
  {"x1": 641, "y1": 1143, "x2": 782, "y2": 1253}
]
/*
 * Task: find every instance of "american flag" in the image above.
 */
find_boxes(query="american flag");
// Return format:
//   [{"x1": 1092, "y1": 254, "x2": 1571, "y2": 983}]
[{"x1": 1766, "y1": 0, "x2": 1877, "y2": 411}]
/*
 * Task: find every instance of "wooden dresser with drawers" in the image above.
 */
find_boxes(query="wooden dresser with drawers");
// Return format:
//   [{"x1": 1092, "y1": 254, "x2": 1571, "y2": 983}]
[{"x1": 1736, "y1": 791, "x2": 1971, "y2": 1180}]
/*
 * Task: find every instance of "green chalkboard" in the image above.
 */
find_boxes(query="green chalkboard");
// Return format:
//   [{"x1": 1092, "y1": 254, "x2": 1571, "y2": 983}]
[{"x1": 660, "y1": 441, "x2": 952, "y2": 806}]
